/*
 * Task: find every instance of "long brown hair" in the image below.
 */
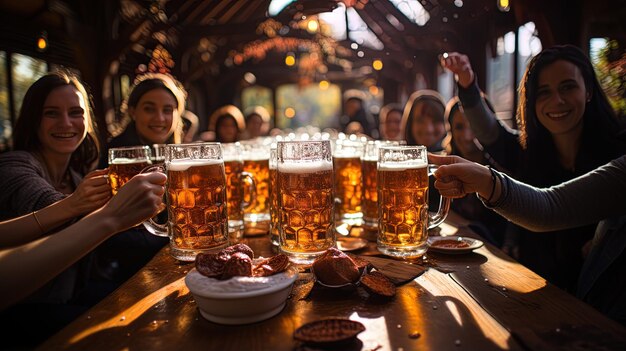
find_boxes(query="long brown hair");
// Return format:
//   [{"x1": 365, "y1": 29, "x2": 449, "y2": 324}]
[{"x1": 13, "y1": 70, "x2": 100, "y2": 175}]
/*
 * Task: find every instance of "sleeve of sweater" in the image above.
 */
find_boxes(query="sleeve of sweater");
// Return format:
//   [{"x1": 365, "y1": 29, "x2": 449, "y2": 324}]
[
  {"x1": 0, "y1": 151, "x2": 66, "y2": 217},
  {"x1": 490, "y1": 155, "x2": 626, "y2": 232},
  {"x1": 458, "y1": 79, "x2": 519, "y2": 145}
]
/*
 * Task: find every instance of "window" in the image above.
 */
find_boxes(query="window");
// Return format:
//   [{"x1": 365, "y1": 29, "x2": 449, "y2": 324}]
[
  {"x1": 241, "y1": 85, "x2": 274, "y2": 121},
  {"x1": 591, "y1": 38, "x2": 626, "y2": 117},
  {"x1": 275, "y1": 82, "x2": 341, "y2": 130},
  {"x1": 11, "y1": 53, "x2": 47, "y2": 118},
  {"x1": 486, "y1": 22, "x2": 541, "y2": 125},
  {"x1": 0, "y1": 52, "x2": 9, "y2": 151}
]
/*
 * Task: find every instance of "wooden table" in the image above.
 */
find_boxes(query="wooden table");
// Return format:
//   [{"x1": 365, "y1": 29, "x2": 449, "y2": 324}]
[{"x1": 38, "y1": 219, "x2": 626, "y2": 350}]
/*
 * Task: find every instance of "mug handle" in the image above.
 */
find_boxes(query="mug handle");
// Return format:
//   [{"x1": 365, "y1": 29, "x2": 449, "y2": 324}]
[
  {"x1": 240, "y1": 171, "x2": 257, "y2": 211},
  {"x1": 141, "y1": 165, "x2": 169, "y2": 237},
  {"x1": 427, "y1": 165, "x2": 451, "y2": 229}
]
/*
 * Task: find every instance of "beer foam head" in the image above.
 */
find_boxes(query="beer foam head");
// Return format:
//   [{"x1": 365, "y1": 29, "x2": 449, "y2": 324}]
[
  {"x1": 168, "y1": 158, "x2": 222, "y2": 171},
  {"x1": 278, "y1": 160, "x2": 333, "y2": 173},
  {"x1": 110, "y1": 157, "x2": 148, "y2": 164},
  {"x1": 378, "y1": 161, "x2": 427, "y2": 171}
]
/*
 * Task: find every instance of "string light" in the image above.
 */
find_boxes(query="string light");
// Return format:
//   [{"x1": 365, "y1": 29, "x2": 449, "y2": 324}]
[
  {"x1": 372, "y1": 59, "x2": 383, "y2": 71},
  {"x1": 497, "y1": 0, "x2": 510, "y2": 12},
  {"x1": 36, "y1": 31, "x2": 48, "y2": 52}
]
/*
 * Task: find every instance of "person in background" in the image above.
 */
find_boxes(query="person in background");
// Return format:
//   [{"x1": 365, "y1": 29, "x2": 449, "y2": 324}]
[
  {"x1": 340, "y1": 90, "x2": 375, "y2": 137},
  {"x1": 378, "y1": 103, "x2": 404, "y2": 141},
  {"x1": 441, "y1": 46, "x2": 626, "y2": 292},
  {"x1": 431, "y1": 153, "x2": 626, "y2": 325},
  {"x1": 402, "y1": 89, "x2": 447, "y2": 152},
  {"x1": 243, "y1": 106, "x2": 271, "y2": 140},
  {"x1": 95, "y1": 72, "x2": 187, "y2": 286},
  {"x1": 100, "y1": 72, "x2": 187, "y2": 166},
  {"x1": 205, "y1": 104, "x2": 245, "y2": 143},
  {"x1": 442, "y1": 96, "x2": 508, "y2": 247},
  {"x1": 182, "y1": 110, "x2": 200, "y2": 143},
  {"x1": 0, "y1": 70, "x2": 112, "y2": 346}
]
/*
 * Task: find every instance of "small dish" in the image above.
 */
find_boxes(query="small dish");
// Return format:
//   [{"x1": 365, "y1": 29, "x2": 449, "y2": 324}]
[
  {"x1": 185, "y1": 263, "x2": 298, "y2": 325},
  {"x1": 336, "y1": 237, "x2": 368, "y2": 252},
  {"x1": 427, "y1": 236, "x2": 484, "y2": 254},
  {"x1": 294, "y1": 318, "x2": 365, "y2": 345}
]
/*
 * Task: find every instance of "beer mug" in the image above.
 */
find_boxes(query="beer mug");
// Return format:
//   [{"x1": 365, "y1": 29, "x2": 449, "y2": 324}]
[
  {"x1": 377, "y1": 145, "x2": 450, "y2": 259},
  {"x1": 241, "y1": 142, "x2": 271, "y2": 225},
  {"x1": 333, "y1": 139, "x2": 365, "y2": 222},
  {"x1": 221, "y1": 142, "x2": 256, "y2": 243},
  {"x1": 277, "y1": 140, "x2": 335, "y2": 264},
  {"x1": 361, "y1": 140, "x2": 405, "y2": 228},
  {"x1": 108, "y1": 145, "x2": 152, "y2": 195},
  {"x1": 143, "y1": 143, "x2": 229, "y2": 261}
]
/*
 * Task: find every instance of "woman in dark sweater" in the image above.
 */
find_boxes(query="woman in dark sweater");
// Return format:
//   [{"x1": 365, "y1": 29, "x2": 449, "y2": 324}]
[
  {"x1": 441, "y1": 45, "x2": 626, "y2": 292},
  {"x1": 0, "y1": 70, "x2": 111, "y2": 347},
  {"x1": 94, "y1": 73, "x2": 187, "y2": 286}
]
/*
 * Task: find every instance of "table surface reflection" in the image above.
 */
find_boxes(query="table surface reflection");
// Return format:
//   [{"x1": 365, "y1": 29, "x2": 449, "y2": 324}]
[{"x1": 38, "y1": 215, "x2": 626, "y2": 350}]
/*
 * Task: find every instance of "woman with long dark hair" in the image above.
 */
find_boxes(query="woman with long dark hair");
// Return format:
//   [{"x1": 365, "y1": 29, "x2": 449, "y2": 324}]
[{"x1": 441, "y1": 45, "x2": 626, "y2": 292}]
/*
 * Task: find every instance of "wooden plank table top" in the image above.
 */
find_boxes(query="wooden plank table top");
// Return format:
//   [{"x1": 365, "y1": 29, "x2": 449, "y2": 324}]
[{"x1": 38, "y1": 221, "x2": 626, "y2": 351}]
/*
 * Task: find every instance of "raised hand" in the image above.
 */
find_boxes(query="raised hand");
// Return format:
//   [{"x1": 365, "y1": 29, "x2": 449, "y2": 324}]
[
  {"x1": 64, "y1": 169, "x2": 112, "y2": 216},
  {"x1": 429, "y1": 154, "x2": 495, "y2": 200},
  {"x1": 440, "y1": 52, "x2": 475, "y2": 88},
  {"x1": 101, "y1": 172, "x2": 167, "y2": 232}
]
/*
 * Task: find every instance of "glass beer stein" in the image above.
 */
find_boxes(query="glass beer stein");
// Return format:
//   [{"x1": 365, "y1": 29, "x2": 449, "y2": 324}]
[
  {"x1": 221, "y1": 142, "x2": 256, "y2": 243},
  {"x1": 108, "y1": 145, "x2": 152, "y2": 195},
  {"x1": 361, "y1": 140, "x2": 405, "y2": 228},
  {"x1": 144, "y1": 143, "x2": 229, "y2": 261},
  {"x1": 376, "y1": 145, "x2": 450, "y2": 259},
  {"x1": 332, "y1": 139, "x2": 365, "y2": 222},
  {"x1": 277, "y1": 140, "x2": 335, "y2": 264}
]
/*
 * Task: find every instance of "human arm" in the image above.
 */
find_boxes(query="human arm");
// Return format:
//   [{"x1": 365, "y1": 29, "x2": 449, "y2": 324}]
[
  {"x1": 431, "y1": 154, "x2": 626, "y2": 232},
  {"x1": 0, "y1": 168, "x2": 112, "y2": 247},
  {"x1": 0, "y1": 172, "x2": 166, "y2": 311},
  {"x1": 440, "y1": 52, "x2": 517, "y2": 146}
]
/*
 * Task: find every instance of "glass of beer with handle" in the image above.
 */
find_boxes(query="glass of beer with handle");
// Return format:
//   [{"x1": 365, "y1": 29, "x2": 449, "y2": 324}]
[
  {"x1": 108, "y1": 145, "x2": 152, "y2": 195},
  {"x1": 377, "y1": 145, "x2": 450, "y2": 259},
  {"x1": 221, "y1": 142, "x2": 256, "y2": 243},
  {"x1": 143, "y1": 143, "x2": 229, "y2": 262},
  {"x1": 361, "y1": 140, "x2": 405, "y2": 228},
  {"x1": 277, "y1": 140, "x2": 335, "y2": 264}
]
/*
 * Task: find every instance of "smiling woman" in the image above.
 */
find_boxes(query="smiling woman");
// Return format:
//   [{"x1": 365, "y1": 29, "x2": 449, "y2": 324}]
[
  {"x1": 441, "y1": 46, "x2": 626, "y2": 293},
  {"x1": 94, "y1": 72, "x2": 188, "y2": 295},
  {"x1": 0, "y1": 70, "x2": 115, "y2": 346}
]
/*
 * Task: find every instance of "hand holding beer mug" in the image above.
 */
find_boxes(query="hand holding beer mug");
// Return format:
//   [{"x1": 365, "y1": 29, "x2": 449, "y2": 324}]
[
  {"x1": 143, "y1": 143, "x2": 229, "y2": 261},
  {"x1": 277, "y1": 140, "x2": 335, "y2": 264},
  {"x1": 377, "y1": 146, "x2": 450, "y2": 259},
  {"x1": 108, "y1": 145, "x2": 152, "y2": 195}
]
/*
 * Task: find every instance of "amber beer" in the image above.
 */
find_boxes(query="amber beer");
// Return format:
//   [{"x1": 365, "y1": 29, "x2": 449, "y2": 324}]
[
  {"x1": 108, "y1": 145, "x2": 152, "y2": 195},
  {"x1": 333, "y1": 156, "x2": 363, "y2": 219},
  {"x1": 108, "y1": 159, "x2": 152, "y2": 195},
  {"x1": 166, "y1": 159, "x2": 228, "y2": 260},
  {"x1": 378, "y1": 162, "x2": 429, "y2": 248},
  {"x1": 278, "y1": 160, "x2": 335, "y2": 262},
  {"x1": 376, "y1": 145, "x2": 450, "y2": 259},
  {"x1": 224, "y1": 159, "x2": 245, "y2": 240},
  {"x1": 243, "y1": 157, "x2": 270, "y2": 222},
  {"x1": 277, "y1": 140, "x2": 335, "y2": 264},
  {"x1": 361, "y1": 158, "x2": 378, "y2": 225}
]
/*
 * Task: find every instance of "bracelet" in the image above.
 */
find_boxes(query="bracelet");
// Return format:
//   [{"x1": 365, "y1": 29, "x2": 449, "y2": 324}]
[
  {"x1": 486, "y1": 166, "x2": 497, "y2": 204},
  {"x1": 32, "y1": 211, "x2": 45, "y2": 235}
]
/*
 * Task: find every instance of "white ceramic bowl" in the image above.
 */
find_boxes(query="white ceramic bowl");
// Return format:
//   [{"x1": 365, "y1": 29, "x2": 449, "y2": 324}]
[{"x1": 185, "y1": 264, "x2": 298, "y2": 325}]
